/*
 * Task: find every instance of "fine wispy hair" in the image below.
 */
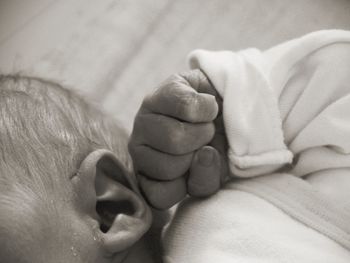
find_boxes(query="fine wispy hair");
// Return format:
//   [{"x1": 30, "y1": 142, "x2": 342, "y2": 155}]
[{"x1": 0, "y1": 75, "x2": 131, "y2": 251}]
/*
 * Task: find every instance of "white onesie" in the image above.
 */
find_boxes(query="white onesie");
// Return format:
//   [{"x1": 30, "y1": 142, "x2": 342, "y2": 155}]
[{"x1": 163, "y1": 30, "x2": 350, "y2": 263}]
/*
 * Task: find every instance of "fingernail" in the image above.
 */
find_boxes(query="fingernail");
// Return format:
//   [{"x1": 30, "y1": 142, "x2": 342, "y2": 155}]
[{"x1": 198, "y1": 147, "x2": 214, "y2": 167}]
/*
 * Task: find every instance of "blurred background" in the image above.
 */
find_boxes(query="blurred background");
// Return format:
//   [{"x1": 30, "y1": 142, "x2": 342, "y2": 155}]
[{"x1": 0, "y1": 0, "x2": 349, "y2": 131}]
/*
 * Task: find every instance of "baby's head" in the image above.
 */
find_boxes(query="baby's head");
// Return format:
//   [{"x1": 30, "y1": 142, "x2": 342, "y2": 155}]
[{"x1": 0, "y1": 75, "x2": 153, "y2": 263}]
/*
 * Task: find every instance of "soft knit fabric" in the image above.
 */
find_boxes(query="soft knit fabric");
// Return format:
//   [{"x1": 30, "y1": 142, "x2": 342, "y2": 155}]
[
  {"x1": 189, "y1": 30, "x2": 350, "y2": 178},
  {"x1": 163, "y1": 178, "x2": 350, "y2": 263},
  {"x1": 162, "y1": 30, "x2": 350, "y2": 262}
]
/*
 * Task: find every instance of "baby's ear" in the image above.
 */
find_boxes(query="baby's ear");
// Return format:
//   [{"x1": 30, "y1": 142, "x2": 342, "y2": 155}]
[{"x1": 72, "y1": 149, "x2": 152, "y2": 254}]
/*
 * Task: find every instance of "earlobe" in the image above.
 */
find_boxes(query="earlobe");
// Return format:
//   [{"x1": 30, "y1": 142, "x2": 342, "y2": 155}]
[
  {"x1": 95, "y1": 169, "x2": 152, "y2": 253},
  {"x1": 73, "y1": 149, "x2": 152, "y2": 255}
]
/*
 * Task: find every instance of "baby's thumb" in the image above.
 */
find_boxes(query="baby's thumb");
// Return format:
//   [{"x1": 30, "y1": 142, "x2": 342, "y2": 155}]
[{"x1": 187, "y1": 146, "x2": 221, "y2": 197}]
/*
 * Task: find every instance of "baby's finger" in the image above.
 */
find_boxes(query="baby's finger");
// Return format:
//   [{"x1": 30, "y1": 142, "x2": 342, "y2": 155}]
[
  {"x1": 210, "y1": 113, "x2": 230, "y2": 184},
  {"x1": 139, "y1": 174, "x2": 187, "y2": 210},
  {"x1": 142, "y1": 74, "x2": 218, "y2": 123},
  {"x1": 180, "y1": 69, "x2": 218, "y2": 96},
  {"x1": 187, "y1": 146, "x2": 221, "y2": 197},
  {"x1": 130, "y1": 144, "x2": 193, "y2": 181},
  {"x1": 132, "y1": 113, "x2": 215, "y2": 155},
  {"x1": 209, "y1": 131, "x2": 230, "y2": 185}
]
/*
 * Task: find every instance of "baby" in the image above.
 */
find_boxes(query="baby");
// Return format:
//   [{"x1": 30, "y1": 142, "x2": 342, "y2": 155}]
[{"x1": 1, "y1": 29, "x2": 350, "y2": 263}]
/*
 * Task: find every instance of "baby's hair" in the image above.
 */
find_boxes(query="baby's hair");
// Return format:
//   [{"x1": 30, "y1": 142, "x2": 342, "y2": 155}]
[{"x1": 0, "y1": 75, "x2": 131, "y2": 255}]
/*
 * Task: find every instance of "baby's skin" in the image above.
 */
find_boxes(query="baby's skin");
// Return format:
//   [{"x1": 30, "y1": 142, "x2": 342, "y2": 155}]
[{"x1": 129, "y1": 69, "x2": 229, "y2": 209}]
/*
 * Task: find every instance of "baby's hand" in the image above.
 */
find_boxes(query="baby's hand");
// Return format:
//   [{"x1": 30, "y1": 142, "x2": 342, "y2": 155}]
[{"x1": 129, "y1": 69, "x2": 228, "y2": 209}]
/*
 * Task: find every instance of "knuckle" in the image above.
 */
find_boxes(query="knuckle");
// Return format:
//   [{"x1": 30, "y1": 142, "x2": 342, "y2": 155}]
[
  {"x1": 180, "y1": 70, "x2": 200, "y2": 88},
  {"x1": 162, "y1": 74, "x2": 184, "y2": 90},
  {"x1": 176, "y1": 91, "x2": 199, "y2": 121},
  {"x1": 196, "y1": 122, "x2": 215, "y2": 144},
  {"x1": 140, "y1": 91, "x2": 159, "y2": 111},
  {"x1": 170, "y1": 120, "x2": 185, "y2": 139},
  {"x1": 168, "y1": 122, "x2": 186, "y2": 152},
  {"x1": 169, "y1": 73, "x2": 182, "y2": 82}
]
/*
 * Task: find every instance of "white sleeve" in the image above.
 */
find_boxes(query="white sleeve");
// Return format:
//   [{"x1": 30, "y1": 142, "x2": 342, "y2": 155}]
[{"x1": 188, "y1": 30, "x2": 350, "y2": 178}]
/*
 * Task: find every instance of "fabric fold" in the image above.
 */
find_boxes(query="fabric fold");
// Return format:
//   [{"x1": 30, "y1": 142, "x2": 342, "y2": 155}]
[
  {"x1": 189, "y1": 49, "x2": 293, "y2": 177},
  {"x1": 188, "y1": 30, "x2": 350, "y2": 178}
]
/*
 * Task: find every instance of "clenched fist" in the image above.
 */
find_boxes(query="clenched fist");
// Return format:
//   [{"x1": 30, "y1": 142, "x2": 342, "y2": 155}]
[{"x1": 129, "y1": 69, "x2": 228, "y2": 209}]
